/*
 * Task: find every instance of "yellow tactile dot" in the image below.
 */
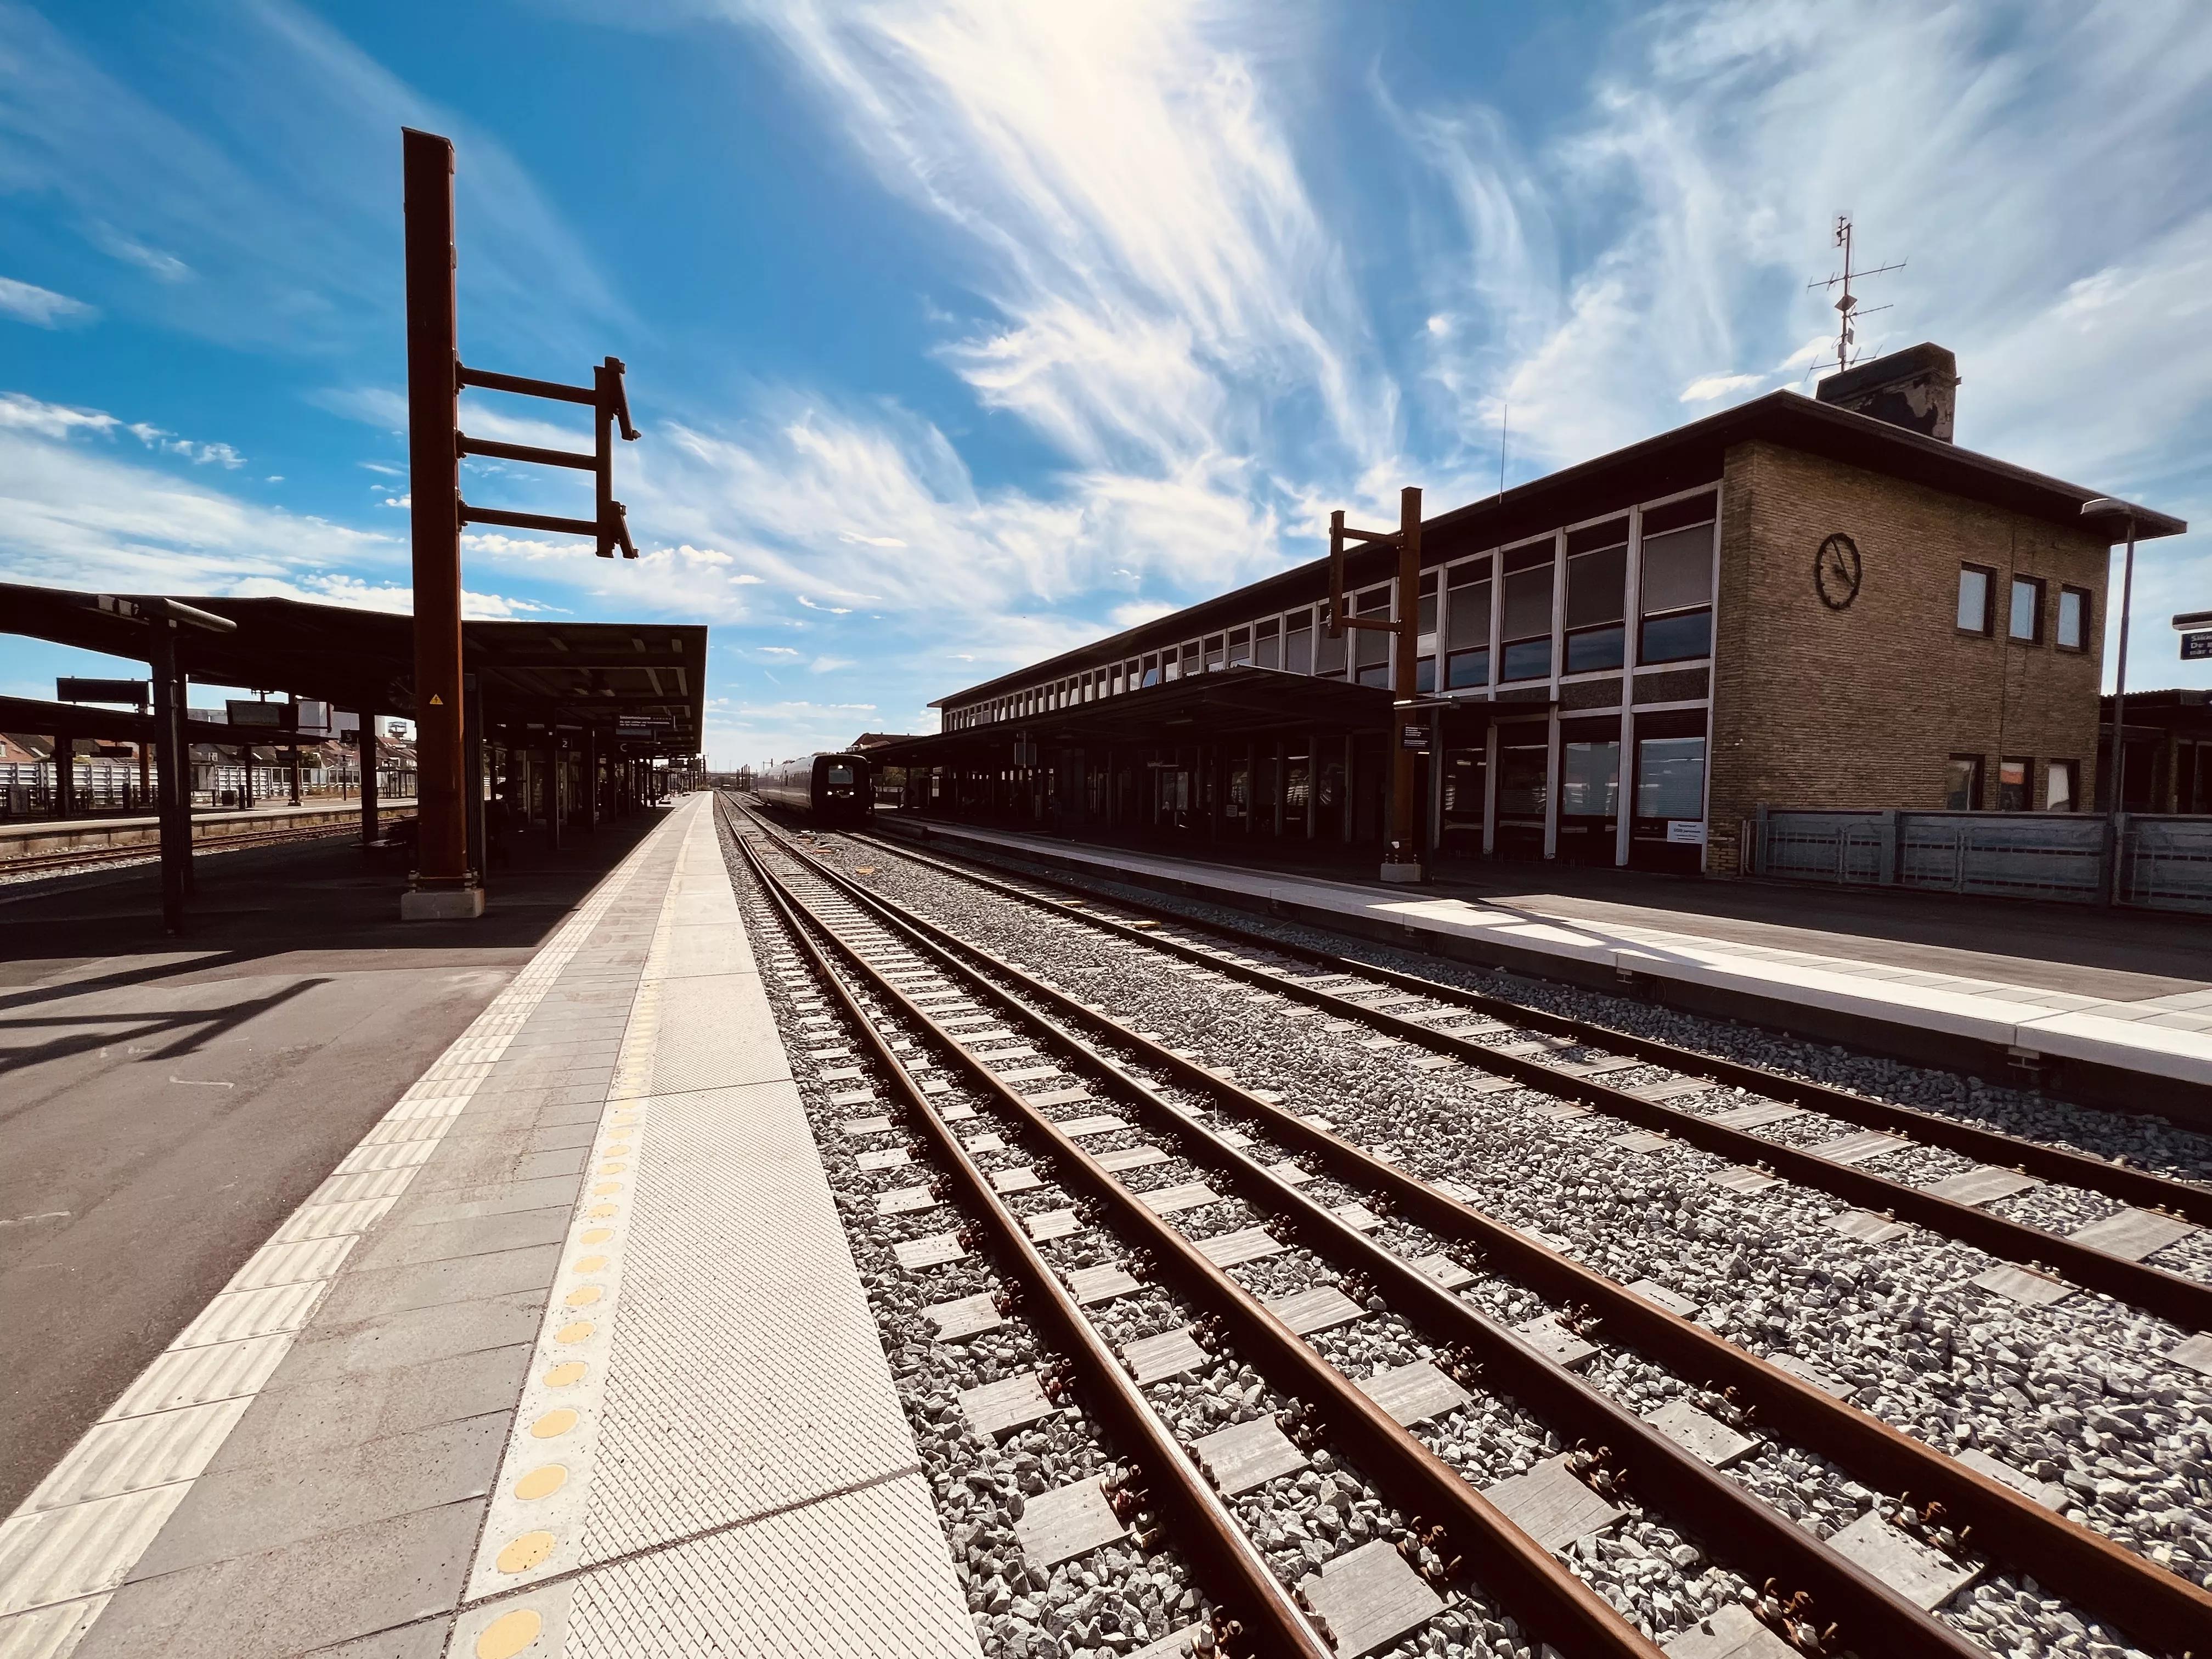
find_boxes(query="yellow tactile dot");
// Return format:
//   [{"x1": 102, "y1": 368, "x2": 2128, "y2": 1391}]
[
  {"x1": 598, "y1": 1161, "x2": 626, "y2": 1175},
  {"x1": 564, "y1": 1285, "x2": 603, "y2": 1308},
  {"x1": 475, "y1": 1607, "x2": 543, "y2": 1659},
  {"x1": 554, "y1": 1321, "x2": 594, "y2": 1344},
  {"x1": 513, "y1": 1464, "x2": 568, "y2": 1501},
  {"x1": 586, "y1": 1204, "x2": 617, "y2": 1218},
  {"x1": 543, "y1": 1361, "x2": 587, "y2": 1387},
  {"x1": 580, "y1": 1228, "x2": 612, "y2": 1245},
  {"x1": 592, "y1": 1182, "x2": 622, "y2": 1197},
  {"x1": 495, "y1": 1531, "x2": 556, "y2": 1573},
  {"x1": 571, "y1": 1255, "x2": 607, "y2": 1273},
  {"x1": 531, "y1": 1408, "x2": 579, "y2": 1438}
]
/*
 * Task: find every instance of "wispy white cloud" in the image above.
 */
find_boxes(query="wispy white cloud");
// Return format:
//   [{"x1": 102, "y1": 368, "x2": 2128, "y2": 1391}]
[{"x1": 0, "y1": 275, "x2": 97, "y2": 326}]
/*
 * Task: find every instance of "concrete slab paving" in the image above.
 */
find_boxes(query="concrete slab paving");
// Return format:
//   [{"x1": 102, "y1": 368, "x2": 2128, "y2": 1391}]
[{"x1": 1, "y1": 798, "x2": 980, "y2": 1658}]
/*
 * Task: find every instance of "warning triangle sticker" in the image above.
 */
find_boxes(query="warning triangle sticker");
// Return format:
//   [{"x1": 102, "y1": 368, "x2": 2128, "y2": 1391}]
[{"x1": 428, "y1": 693, "x2": 444, "y2": 705}]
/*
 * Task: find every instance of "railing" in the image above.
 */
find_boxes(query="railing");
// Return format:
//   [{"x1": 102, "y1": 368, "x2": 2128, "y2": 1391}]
[
  {"x1": 1755, "y1": 807, "x2": 2212, "y2": 913},
  {"x1": 0, "y1": 761, "x2": 416, "y2": 820}
]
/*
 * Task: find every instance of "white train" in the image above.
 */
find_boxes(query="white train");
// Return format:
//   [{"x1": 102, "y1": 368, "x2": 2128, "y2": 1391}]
[{"x1": 751, "y1": 751, "x2": 873, "y2": 825}]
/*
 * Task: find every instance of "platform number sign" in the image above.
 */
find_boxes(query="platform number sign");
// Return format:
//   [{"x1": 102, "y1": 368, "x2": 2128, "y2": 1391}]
[
  {"x1": 2184, "y1": 630, "x2": 2212, "y2": 662},
  {"x1": 1815, "y1": 533, "x2": 1862, "y2": 611}
]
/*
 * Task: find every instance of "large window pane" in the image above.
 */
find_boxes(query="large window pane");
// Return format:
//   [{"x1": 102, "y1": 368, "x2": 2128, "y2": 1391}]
[
  {"x1": 1285, "y1": 619, "x2": 1312, "y2": 674},
  {"x1": 2056, "y1": 589, "x2": 2086, "y2": 650},
  {"x1": 1561, "y1": 740, "x2": 1620, "y2": 817},
  {"x1": 1354, "y1": 589, "x2": 1392, "y2": 673},
  {"x1": 1566, "y1": 625, "x2": 1625, "y2": 674},
  {"x1": 1639, "y1": 610, "x2": 1711, "y2": 663},
  {"x1": 2008, "y1": 579, "x2": 2040, "y2": 642},
  {"x1": 1228, "y1": 628, "x2": 1251, "y2": 666},
  {"x1": 1496, "y1": 735, "x2": 1549, "y2": 817},
  {"x1": 1640, "y1": 524, "x2": 1712, "y2": 614},
  {"x1": 1565, "y1": 545, "x2": 1627, "y2": 629},
  {"x1": 1501, "y1": 563, "x2": 1553, "y2": 640},
  {"x1": 1316, "y1": 620, "x2": 1346, "y2": 676},
  {"x1": 1502, "y1": 637, "x2": 1553, "y2": 680},
  {"x1": 1416, "y1": 656, "x2": 1435, "y2": 695},
  {"x1": 1957, "y1": 567, "x2": 1991, "y2": 634},
  {"x1": 1634, "y1": 736, "x2": 1705, "y2": 819},
  {"x1": 1205, "y1": 635, "x2": 1226, "y2": 672},
  {"x1": 1944, "y1": 754, "x2": 1981, "y2": 811},
  {"x1": 1446, "y1": 647, "x2": 1490, "y2": 689},
  {"x1": 1447, "y1": 571, "x2": 1491, "y2": 651}
]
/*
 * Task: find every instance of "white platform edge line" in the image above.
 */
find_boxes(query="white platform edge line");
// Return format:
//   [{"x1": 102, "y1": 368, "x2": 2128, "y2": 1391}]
[{"x1": 0, "y1": 802, "x2": 698, "y2": 1641}]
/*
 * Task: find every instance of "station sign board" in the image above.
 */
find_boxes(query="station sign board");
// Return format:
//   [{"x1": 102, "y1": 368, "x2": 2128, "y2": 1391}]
[
  {"x1": 617, "y1": 716, "x2": 674, "y2": 741},
  {"x1": 57, "y1": 678, "x2": 149, "y2": 707},
  {"x1": 2183, "y1": 631, "x2": 2212, "y2": 662}
]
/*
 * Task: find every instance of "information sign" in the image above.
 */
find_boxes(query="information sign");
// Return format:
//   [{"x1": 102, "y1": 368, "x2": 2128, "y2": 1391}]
[
  {"x1": 1400, "y1": 723, "x2": 1431, "y2": 750},
  {"x1": 1666, "y1": 820, "x2": 1707, "y2": 845},
  {"x1": 57, "y1": 678, "x2": 149, "y2": 707},
  {"x1": 2183, "y1": 631, "x2": 2212, "y2": 662}
]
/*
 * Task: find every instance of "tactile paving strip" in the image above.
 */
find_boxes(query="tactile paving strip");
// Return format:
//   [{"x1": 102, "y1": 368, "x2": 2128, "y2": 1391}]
[
  {"x1": 455, "y1": 804, "x2": 975, "y2": 1658},
  {"x1": 0, "y1": 825, "x2": 666, "y2": 1648}
]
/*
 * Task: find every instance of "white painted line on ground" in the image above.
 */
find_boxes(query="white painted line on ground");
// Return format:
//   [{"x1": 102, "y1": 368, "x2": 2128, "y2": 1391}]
[{"x1": 0, "y1": 821, "x2": 675, "y2": 1645}]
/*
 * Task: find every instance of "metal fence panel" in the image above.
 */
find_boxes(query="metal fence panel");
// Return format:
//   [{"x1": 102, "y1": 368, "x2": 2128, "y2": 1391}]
[
  {"x1": 1760, "y1": 808, "x2": 2212, "y2": 913},
  {"x1": 2124, "y1": 816, "x2": 2212, "y2": 913}
]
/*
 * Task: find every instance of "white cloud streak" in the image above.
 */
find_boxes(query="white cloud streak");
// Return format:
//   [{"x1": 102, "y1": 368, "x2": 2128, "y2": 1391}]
[{"x1": 0, "y1": 275, "x2": 96, "y2": 326}]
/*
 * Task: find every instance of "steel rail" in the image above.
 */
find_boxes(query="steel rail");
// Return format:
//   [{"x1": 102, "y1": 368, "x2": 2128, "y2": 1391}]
[
  {"x1": 722, "y1": 808, "x2": 1331, "y2": 1659},
  {"x1": 849, "y1": 827, "x2": 2212, "y2": 1331},
  {"x1": 743, "y1": 810, "x2": 2000, "y2": 1659},
  {"x1": 731, "y1": 808, "x2": 1666, "y2": 1659},
  {"x1": 767, "y1": 809, "x2": 2212, "y2": 1658},
  {"x1": 860, "y1": 825, "x2": 2212, "y2": 1229}
]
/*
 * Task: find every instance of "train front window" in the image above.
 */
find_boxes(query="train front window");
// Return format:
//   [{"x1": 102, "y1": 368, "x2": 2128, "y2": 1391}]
[{"x1": 826, "y1": 765, "x2": 853, "y2": 788}]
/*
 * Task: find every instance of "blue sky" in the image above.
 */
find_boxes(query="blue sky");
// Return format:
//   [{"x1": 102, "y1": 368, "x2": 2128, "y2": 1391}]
[{"x1": 3, "y1": 0, "x2": 2209, "y2": 766}]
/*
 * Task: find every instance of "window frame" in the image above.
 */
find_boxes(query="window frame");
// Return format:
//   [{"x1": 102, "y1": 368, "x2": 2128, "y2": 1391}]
[
  {"x1": 1944, "y1": 753, "x2": 1984, "y2": 812},
  {"x1": 1957, "y1": 564, "x2": 1995, "y2": 637},
  {"x1": 1997, "y1": 755, "x2": 2032, "y2": 812},
  {"x1": 2055, "y1": 585, "x2": 2091, "y2": 653}
]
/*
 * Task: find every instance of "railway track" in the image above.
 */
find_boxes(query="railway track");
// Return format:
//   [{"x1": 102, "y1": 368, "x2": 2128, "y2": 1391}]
[
  {"x1": 0, "y1": 814, "x2": 407, "y2": 878},
  {"x1": 725, "y1": 797, "x2": 2212, "y2": 1659},
  {"x1": 843, "y1": 823, "x2": 2212, "y2": 1330}
]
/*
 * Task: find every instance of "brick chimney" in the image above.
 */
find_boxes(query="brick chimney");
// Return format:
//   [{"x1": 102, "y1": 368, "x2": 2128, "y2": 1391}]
[{"x1": 1815, "y1": 342, "x2": 1960, "y2": 443}]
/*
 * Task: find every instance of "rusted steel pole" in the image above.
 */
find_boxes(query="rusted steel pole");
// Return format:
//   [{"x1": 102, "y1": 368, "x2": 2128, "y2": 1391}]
[
  {"x1": 1384, "y1": 485, "x2": 1423, "y2": 879},
  {"x1": 402, "y1": 127, "x2": 476, "y2": 916}
]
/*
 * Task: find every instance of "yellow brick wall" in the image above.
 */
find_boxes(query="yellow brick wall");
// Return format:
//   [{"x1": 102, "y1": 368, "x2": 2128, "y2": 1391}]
[{"x1": 1706, "y1": 439, "x2": 2108, "y2": 873}]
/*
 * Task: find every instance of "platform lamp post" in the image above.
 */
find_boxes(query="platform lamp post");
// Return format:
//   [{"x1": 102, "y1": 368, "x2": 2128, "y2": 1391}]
[
  {"x1": 400, "y1": 127, "x2": 641, "y2": 921},
  {"x1": 2083, "y1": 497, "x2": 2142, "y2": 904},
  {"x1": 1327, "y1": 486, "x2": 1425, "y2": 883}
]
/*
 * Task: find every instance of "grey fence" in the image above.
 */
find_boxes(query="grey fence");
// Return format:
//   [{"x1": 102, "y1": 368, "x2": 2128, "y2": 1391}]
[{"x1": 1754, "y1": 808, "x2": 2212, "y2": 914}]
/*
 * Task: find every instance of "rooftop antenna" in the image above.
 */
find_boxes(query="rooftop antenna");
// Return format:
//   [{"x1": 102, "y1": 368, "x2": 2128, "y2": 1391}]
[{"x1": 1805, "y1": 214, "x2": 1904, "y2": 375}]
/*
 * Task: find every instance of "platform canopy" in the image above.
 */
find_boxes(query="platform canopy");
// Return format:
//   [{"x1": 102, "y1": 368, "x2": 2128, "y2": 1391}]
[
  {"x1": 868, "y1": 665, "x2": 1393, "y2": 769},
  {"x1": 1, "y1": 583, "x2": 705, "y2": 755}
]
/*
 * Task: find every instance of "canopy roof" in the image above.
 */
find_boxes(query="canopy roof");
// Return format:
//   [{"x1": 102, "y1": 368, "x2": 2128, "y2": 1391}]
[
  {"x1": 1, "y1": 584, "x2": 706, "y2": 754},
  {"x1": 870, "y1": 667, "x2": 1392, "y2": 768}
]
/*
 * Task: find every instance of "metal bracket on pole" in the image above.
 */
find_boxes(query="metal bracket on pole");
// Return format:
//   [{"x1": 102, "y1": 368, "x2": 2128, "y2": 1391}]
[{"x1": 456, "y1": 356, "x2": 640, "y2": 558}]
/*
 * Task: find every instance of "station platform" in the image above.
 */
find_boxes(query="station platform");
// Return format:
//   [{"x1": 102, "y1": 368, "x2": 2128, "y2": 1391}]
[
  {"x1": 1, "y1": 798, "x2": 419, "y2": 865},
  {"x1": 878, "y1": 817, "x2": 2212, "y2": 1119},
  {"x1": 0, "y1": 795, "x2": 978, "y2": 1659}
]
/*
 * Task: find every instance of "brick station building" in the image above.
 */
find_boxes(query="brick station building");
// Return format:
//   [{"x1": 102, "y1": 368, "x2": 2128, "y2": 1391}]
[{"x1": 877, "y1": 346, "x2": 2185, "y2": 876}]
